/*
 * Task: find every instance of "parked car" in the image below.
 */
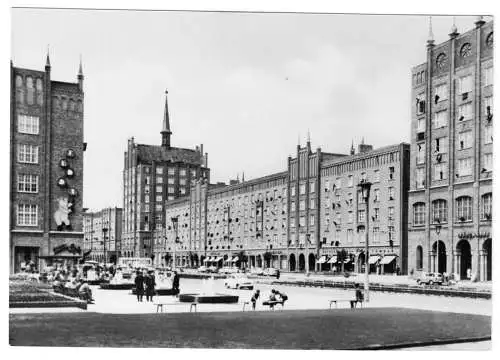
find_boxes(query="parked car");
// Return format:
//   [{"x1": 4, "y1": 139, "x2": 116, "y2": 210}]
[
  {"x1": 224, "y1": 274, "x2": 254, "y2": 290},
  {"x1": 416, "y1": 272, "x2": 443, "y2": 285},
  {"x1": 198, "y1": 265, "x2": 208, "y2": 273},
  {"x1": 263, "y1": 268, "x2": 278, "y2": 277},
  {"x1": 250, "y1": 267, "x2": 264, "y2": 276}
]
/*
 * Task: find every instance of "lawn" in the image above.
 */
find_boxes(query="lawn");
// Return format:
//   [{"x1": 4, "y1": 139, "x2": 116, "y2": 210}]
[
  {"x1": 9, "y1": 279, "x2": 65, "y2": 303},
  {"x1": 9, "y1": 307, "x2": 491, "y2": 349}
]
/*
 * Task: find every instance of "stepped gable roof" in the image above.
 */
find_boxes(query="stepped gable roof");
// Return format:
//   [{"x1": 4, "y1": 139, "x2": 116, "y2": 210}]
[{"x1": 136, "y1": 144, "x2": 203, "y2": 165}]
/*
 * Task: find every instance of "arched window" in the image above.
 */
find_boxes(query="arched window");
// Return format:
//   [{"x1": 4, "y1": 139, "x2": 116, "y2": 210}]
[
  {"x1": 77, "y1": 99, "x2": 83, "y2": 112},
  {"x1": 481, "y1": 193, "x2": 492, "y2": 220},
  {"x1": 413, "y1": 202, "x2": 426, "y2": 225},
  {"x1": 15, "y1": 75, "x2": 23, "y2": 87},
  {"x1": 416, "y1": 245, "x2": 423, "y2": 270},
  {"x1": 52, "y1": 97, "x2": 59, "y2": 109},
  {"x1": 456, "y1": 196, "x2": 472, "y2": 222},
  {"x1": 431, "y1": 199, "x2": 447, "y2": 223},
  {"x1": 69, "y1": 99, "x2": 75, "y2": 111},
  {"x1": 26, "y1": 76, "x2": 34, "y2": 105},
  {"x1": 36, "y1": 78, "x2": 43, "y2": 105},
  {"x1": 61, "y1": 97, "x2": 68, "y2": 110}
]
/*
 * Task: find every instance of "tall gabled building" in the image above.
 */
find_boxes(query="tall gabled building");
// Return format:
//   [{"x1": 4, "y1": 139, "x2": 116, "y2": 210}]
[
  {"x1": 10, "y1": 53, "x2": 85, "y2": 273},
  {"x1": 408, "y1": 18, "x2": 493, "y2": 281},
  {"x1": 121, "y1": 90, "x2": 210, "y2": 259}
]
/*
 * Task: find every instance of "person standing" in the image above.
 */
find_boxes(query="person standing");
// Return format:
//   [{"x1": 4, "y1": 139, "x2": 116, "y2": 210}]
[
  {"x1": 250, "y1": 289, "x2": 260, "y2": 310},
  {"x1": 276, "y1": 269, "x2": 280, "y2": 280},
  {"x1": 172, "y1": 271, "x2": 180, "y2": 293},
  {"x1": 145, "y1": 270, "x2": 156, "y2": 302},
  {"x1": 134, "y1": 271, "x2": 145, "y2": 302}
]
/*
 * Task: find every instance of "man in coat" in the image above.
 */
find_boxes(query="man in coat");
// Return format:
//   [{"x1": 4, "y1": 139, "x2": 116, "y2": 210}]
[
  {"x1": 134, "y1": 271, "x2": 145, "y2": 302},
  {"x1": 145, "y1": 270, "x2": 156, "y2": 302}
]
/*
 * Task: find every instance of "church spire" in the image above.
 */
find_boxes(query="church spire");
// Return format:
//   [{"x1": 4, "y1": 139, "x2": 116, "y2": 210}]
[
  {"x1": 77, "y1": 54, "x2": 84, "y2": 91},
  {"x1": 350, "y1": 139, "x2": 355, "y2": 155},
  {"x1": 161, "y1": 89, "x2": 172, "y2": 148},
  {"x1": 427, "y1": 16, "x2": 435, "y2": 45},
  {"x1": 45, "y1": 45, "x2": 51, "y2": 70}
]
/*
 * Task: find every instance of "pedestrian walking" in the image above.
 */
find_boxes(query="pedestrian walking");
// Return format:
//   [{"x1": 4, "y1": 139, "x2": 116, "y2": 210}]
[
  {"x1": 350, "y1": 283, "x2": 364, "y2": 308},
  {"x1": 145, "y1": 270, "x2": 156, "y2": 302},
  {"x1": 134, "y1": 271, "x2": 145, "y2": 302},
  {"x1": 172, "y1": 271, "x2": 180, "y2": 293},
  {"x1": 276, "y1": 269, "x2": 280, "y2": 279},
  {"x1": 250, "y1": 289, "x2": 260, "y2": 310}
]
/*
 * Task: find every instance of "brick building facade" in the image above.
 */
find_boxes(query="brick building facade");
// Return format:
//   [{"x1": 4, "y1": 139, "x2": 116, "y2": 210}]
[
  {"x1": 151, "y1": 139, "x2": 410, "y2": 275},
  {"x1": 121, "y1": 91, "x2": 210, "y2": 259},
  {"x1": 83, "y1": 207, "x2": 123, "y2": 263},
  {"x1": 408, "y1": 18, "x2": 493, "y2": 281},
  {"x1": 10, "y1": 54, "x2": 85, "y2": 273}
]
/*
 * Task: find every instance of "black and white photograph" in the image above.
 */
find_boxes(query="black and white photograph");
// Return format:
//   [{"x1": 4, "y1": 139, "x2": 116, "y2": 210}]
[{"x1": 5, "y1": 0, "x2": 497, "y2": 353}]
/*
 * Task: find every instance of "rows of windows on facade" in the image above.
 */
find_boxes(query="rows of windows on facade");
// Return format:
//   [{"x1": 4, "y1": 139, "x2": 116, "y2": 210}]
[{"x1": 12, "y1": 55, "x2": 84, "y2": 228}]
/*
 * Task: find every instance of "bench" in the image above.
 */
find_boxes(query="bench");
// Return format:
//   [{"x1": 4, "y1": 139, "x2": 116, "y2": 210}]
[
  {"x1": 329, "y1": 299, "x2": 364, "y2": 309},
  {"x1": 155, "y1": 302, "x2": 198, "y2": 313},
  {"x1": 262, "y1": 300, "x2": 286, "y2": 310}
]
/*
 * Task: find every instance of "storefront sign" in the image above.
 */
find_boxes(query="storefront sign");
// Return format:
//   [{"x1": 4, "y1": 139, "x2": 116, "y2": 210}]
[
  {"x1": 457, "y1": 232, "x2": 491, "y2": 240},
  {"x1": 53, "y1": 243, "x2": 82, "y2": 255}
]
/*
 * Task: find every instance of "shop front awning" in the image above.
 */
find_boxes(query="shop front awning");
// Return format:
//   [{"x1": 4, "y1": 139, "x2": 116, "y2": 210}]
[
  {"x1": 368, "y1": 255, "x2": 381, "y2": 265},
  {"x1": 380, "y1": 255, "x2": 397, "y2": 265},
  {"x1": 317, "y1": 255, "x2": 328, "y2": 264},
  {"x1": 327, "y1": 256, "x2": 338, "y2": 264}
]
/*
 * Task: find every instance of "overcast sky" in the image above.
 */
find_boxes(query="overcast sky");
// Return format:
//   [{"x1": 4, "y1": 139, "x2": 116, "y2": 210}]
[{"x1": 11, "y1": 9, "x2": 482, "y2": 211}]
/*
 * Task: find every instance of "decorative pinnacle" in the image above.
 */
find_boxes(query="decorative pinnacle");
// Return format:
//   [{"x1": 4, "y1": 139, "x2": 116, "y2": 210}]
[
  {"x1": 427, "y1": 16, "x2": 435, "y2": 43},
  {"x1": 45, "y1": 44, "x2": 51, "y2": 67},
  {"x1": 450, "y1": 16, "x2": 458, "y2": 34},
  {"x1": 78, "y1": 54, "x2": 83, "y2": 76}
]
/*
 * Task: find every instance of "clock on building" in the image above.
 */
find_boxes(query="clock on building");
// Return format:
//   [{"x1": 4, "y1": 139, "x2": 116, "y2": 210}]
[
  {"x1": 460, "y1": 43, "x2": 472, "y2": 57},
  {"x1": 486, "y1": 32, "x2": 493, "y2": 48},
  {"x1": 436, "y1": 53, "x2": 447, "y2": 69}
]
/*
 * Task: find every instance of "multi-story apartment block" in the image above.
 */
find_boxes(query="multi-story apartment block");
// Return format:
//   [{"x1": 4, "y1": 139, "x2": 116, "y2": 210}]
[
  {"x1": 408, "y1": 18, "x2": 493, "y2": 281},
  {"x1": 83, "y1": 207, "x2": 123, "y2": 263},
  {"x1": 149, "y1": 139, "x2": 410, "y2": 274},
  {"x1": 121, "y1": 91, "x2": 210, "y2": 259},
  {"x1": 10, "y1": 54, "x2": 85, "y2": 273}
]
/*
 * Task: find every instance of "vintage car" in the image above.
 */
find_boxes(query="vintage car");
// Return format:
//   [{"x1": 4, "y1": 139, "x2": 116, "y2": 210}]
[
  {"x1": 263, "y1": 268, "x2": 279, "y2": 277},
  {"x1": 224, "y1": 274, "x2": 254, "y2": 290},
  {"x1": 416, "y1": 272, "x2": 444, "y2": 285},
  {"x1": 250, "y1": 267, "x2": 264, "y2": 276}
]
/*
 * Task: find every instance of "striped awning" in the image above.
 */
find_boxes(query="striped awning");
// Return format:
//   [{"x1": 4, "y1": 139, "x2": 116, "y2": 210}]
[
  {"x1": 231, "y1": 256, "x2": 239, "y2": 262},
  {"x1": 380, "y1": 255, "x2": 397, "y2": 265},
  {"x1": 317, "y1": 255, "x2": 328, "y2": 264},
  {"x1": 327, "y1": 256, "x2": 338, "y2": 264},
  {"x1": 368, "y1": 255, "x2": 381, "y2": 265}
]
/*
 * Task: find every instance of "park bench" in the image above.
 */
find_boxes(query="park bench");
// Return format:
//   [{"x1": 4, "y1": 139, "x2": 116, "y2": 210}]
[
  {"x1": 154, "y1": 302, "x2": 198, "y2": 313},
  {"x1": 329, "y1": 298, "x2": 364, "y2": 309},
  {"x1": 262, "y1": 300, "x2": 286, "y2": 310}
]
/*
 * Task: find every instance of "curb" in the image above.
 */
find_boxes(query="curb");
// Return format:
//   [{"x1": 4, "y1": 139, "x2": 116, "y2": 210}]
[{"x1": 358, "y1": 335, "x2": 491, "y2": 350}]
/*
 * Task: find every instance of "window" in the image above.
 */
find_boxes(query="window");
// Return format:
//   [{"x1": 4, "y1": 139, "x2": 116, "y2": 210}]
[
  {"x1": 36, "y1": 78, "x2": 43, "y2": 105},
  {"x1": 324, "y1": 180, "x2": 330, "y2": 192},
  {"x1": 388, "y1": 207, "x2": 395, "y2": 220},
  {"x1": 433, "y1": 163, "x2": 447, "y2": 180},
  {"x1": 389, "y1": 166, "x2": 395, "y2": 180},
  {"x1": 144, "y1": 204, "x2": 149, "y2": 212},
  {"x1": 435, "y1": 84, "x2": 448, "y2": 103},
  {"x1": 290, "y1": 218, "x2": 295, "y2": 228},
  {"x1": 484, "y1": 126, "x2": 493, "y2": 144},
  {"x1": 168, "y1": 178, "x2": 175, "y2": 185},
  {"x1": 416, "y1": 93, "x2": 426, "y2": 114},
  {"x1": 299, "y1": 200, "x2": 305, "y2": 211},
  {"x1": 156, "y1": 185, "x2": 162, "y2": 193},
  {"x1": 145, "y1": 176, "x2": 150, "y2": 185},
  {"x1": 432, "y1": 199, "x2": 447, "y2": 223},
  {"x1": 156, "y1": 176, "x2": 163, "y2": 184},
  {"x1": 17, "y1": 144, "x2": 39, "y2": 163},
  {"x1": 18, "y1": 174, "x2": 38, "y2": 193},
  {"x1": 168, "y1": 196, "x2": 174, "y2": 201},
  {"x1": 388, "y1": 187, "x2": 395, "y2": 200},
  {"x1": 456, "y1": 196, "x2": 472, "y2": 222},
  {"x1": 458, "y1": 131, "x2": 472, "y2": 150},
  {"x1": 358, "y1": 210, "x2": 365, "y2": 223},
  {"x1": 481, "y1": 193, "x2": 492, "y2": 220},
  {"x1": 155, "y1": 204, "x2": 163, "y2": 212},
  {"x1": 191, "y1": 169, "x2": 196, "y2": 177},
  {"x1": 179, "y1": 179, "x2": 186, "y2": 185},
  {"x1": 310, "y1": 182, "x2": 315, "y2": 193},
  {"x1": 416, "y1": 246, "x2": 423, "y2": 270},
  {"x1": 457, "y1": 158, "x2": 473, "y2": 177},
  {"x1": 347, "y1": 229, "x2": 353, "y2": 243},
  {"x1": 155, "y1": 195, "x2": 162, "y2": 202},
  {"x1": 145, "y1": 195, "x2": 150, "y2": 204},
  {"x1": 433, "y1": 111, "x2": 448, "y2": 128},
  {"x1": 17, "y1": 204, "x2": 37, "y2": 226},
  {"x1": 357, "y1": 190, "x2": 365, "y2": 204},
  {"x1": 434, "y1": 136, "x2": 447, "y2": 154},
  {"x1": 156, "y1": 167, "x2": 163, "y2": 174},
  {"x1": 373, "y1": 189, "x2": 380, "y2": 202},
  {"x1": 360, "y1": 172, "x2": 367, "y2": 181},
  {"x1": 417, "y1": 118, "x2": 426, "y2": 133},
  {"x1": 310, "y1": 215, "x2": 315, "y2": 226},
  {"x1": 309, "y1": 199, "x2": 315, "y2": 209},
  {"x1": 413, "y1": 203, "x2": 425, "y2": 225},
  {"x1": 458, "y1": 75, "x2": 473, "y2": 94},
  {"x1": 18, "y1": 115, "x2": 39, "y2": 134},
  {"x1": 299, "y1": 216, "x2": 305, "y2": 227},
  {"x1": 179, "y1": 169, "x2": 186, "y2": 177},
  {"x1": 484, "y1": 67, "x2": 493, "y2": 86},
  {"x1": 373, "y1": 208, "x2": 380, "y2": 221},
  {"x1": 299, "y1": 183, "x2": 306, "y2": 195},
  {"x1": 417, "y1": 143, "x2": 425, "y2": 164},
  {"x1": 457, "y1": 103, "x2": 473, "y2": 121},
  {"x1": 335, "y1": 178, "x2": 342, "y2": 189},
  {"x1": 167, "y1": 168, "x2": 175, "y2": 176},
  {"x1": 483, "y1": 153, "x2": 493, "y2": 171},
  {"x1": 348, "y1": 175, "x2": 354, "y2": 187},
  {"x1": 348, "y1": 193, "x2": 353, "y2": 206},
  {"x1": 348, "y1": 211, "x2": 353, "y2": 223},
  {"x1": 373, "y1": 170, "x2": 380, "y2": 183},
  {"x1": 373, "y1": 227, "x2": 380, "y2": 243},
  {"x1": 484, "y1": 96, "x2": 493, "y2": 117},
  {"x1": 26, "y1": 77, "x2": 34, "y2": 105}
]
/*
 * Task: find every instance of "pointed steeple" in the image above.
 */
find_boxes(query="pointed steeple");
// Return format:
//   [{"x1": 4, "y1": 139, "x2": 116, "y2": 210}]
[
  {"x1": 350, "y1": 140, "x2": 355, "y2": 155},
  {"x1": 161, "y1": 89, "x2": 172, "y2": 148},
  {"x1": 45, "y1": 45, "x2": 51, "y2": 70},
  {"x1": 427, "y1": 16, "x2": 435, "y2": 45},
  {"x1": 242, "y1": 172, "x2": 245, "y2": 182},
  {"x1": 361, "y1": 137, "x2": 365, "y2": 145},
  {"x1": 77, "y1": 54, "x2": 84, "y2": 91}
]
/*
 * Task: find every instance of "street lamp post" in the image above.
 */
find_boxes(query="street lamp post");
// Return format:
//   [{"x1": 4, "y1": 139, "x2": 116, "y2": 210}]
[
  {"x1": 358, "y1": 180, "x2": 372, "y2": 302},
  {"x1": 102, "y1": 227, "x2": 108, "y2": 264},
  {"x1": 171, "y1": 216, "x2": 179, "y2": 269},
  {"x1": 306, "y1": 233, "x2": 311, "y2": 275}
]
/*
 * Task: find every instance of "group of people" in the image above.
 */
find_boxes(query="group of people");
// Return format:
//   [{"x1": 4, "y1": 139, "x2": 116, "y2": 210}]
[
  {"x1": 251, "y1": 288, "x2": 288, "y2": 310},
  {"x1": 134, "y1": 270, "x2": 156, "y2": 302}
]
